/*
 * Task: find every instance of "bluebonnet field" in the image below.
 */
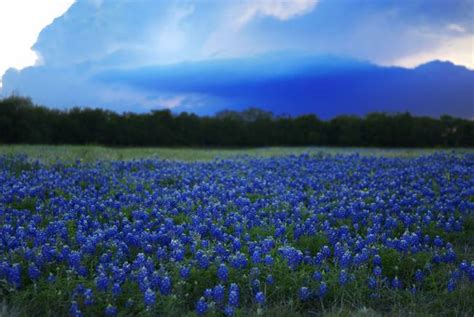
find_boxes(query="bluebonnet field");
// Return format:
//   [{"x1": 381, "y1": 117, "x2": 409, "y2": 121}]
[{"x1": 0, "y1": 153, "x2": 473, "y2": 316}]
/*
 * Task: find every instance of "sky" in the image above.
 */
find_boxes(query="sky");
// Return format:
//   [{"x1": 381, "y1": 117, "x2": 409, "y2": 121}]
[
  {"x1": 0, "y1": 0, "x2": 74, "y2": 87},
  {"x1": 0, "y1": 0, "x2": 473, "y2": 117}
]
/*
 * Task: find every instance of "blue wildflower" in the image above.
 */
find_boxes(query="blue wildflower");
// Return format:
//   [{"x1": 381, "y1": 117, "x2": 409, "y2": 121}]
[
  {"x1": 144, "y1": 288, "x2": 156, "y2": 307},
  {"x1": 104, "y1": 304, "x2": 118, "y2": 317},
  {"x1": 299, "y1": 286, "x2": 310, "y2": 301},
  {"x1": 196, "y1": 298, "x2": 208, "y2": 315},
  {"x1": 255, "y1": 291, "x2": 265, "y2": 305},
  {"x1": 217, "y1": 264, "x2": 229, "y2": 282}
]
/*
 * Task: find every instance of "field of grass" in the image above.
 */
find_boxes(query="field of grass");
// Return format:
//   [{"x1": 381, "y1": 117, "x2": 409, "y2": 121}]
[
  {"x1": 0, "y1": 146, "x2": 473, "y2": 317},
  {"x1": 0, "y1": 145, "x2": 473, "y2": 162}
]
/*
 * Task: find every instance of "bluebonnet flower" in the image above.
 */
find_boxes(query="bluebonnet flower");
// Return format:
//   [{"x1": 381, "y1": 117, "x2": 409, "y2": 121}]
[
  {"x1": 415, "y1": 269, "x2": 424, "y2": 283},
  {"x1": 312, "y1": 271, "x2": 323, "y2": 281},
  {"x1": 73, "y1": 284, "x2": 85, "y2": 298},
  {"x1": 250, "y1": 267, "x2": 260, "y2": 277},
  {"x1": 432, "y1": 254, "x2": 442, "y2": 264},
  {"x1": 230, "y1": 252, "x2": 248, "y2": 270},
  {"x1": 368, "y1": 276, "x2": 377, "y2": 289},
  {"x1": 251, "y1": 250, "x2": 262, "y2": 264},
  {"x1": 255, "y1": 291, "x2": 265, "y2": 305},
  {"x1": 278, "y1": 246, "x2": 303, "y2": 270},
  {"x1": 266, "y1": 274, "x2": 274, "y2": 285},
  {"x1": 112, "y1": 282, "x2": 122, "y2": 297},
  {"x1": 447, "y1": 278, "x2": 457, "y2": 292},
  {"x1": 77, "y1": 266, "x2": 88, "y2": 278},
  {"x1": 68, "y1": 251, "x2": 81, "y2": 269},
  {"x1": 469, "y1": 266, "x2": 474, "y2": 281},
  {"x1": 391, "y1": 277, "x2": 402, "y2": 289},
  {"x1": 196, "y1": 250, "x2": 210, "y2": 269},
  {"x1": 459, "y1": 260, "x2": 469, "y2": 272},
  {"x1": 204, "y1": 288, "x2": 213, "y2": 299},
  {"x1": 373, "y1": 266, "x2": 382, "y2": 277},
  {"x1": 319, "y1": 282, "x2": 328, "y2": 297},
  {"x1": 322, "y1": 245, "x2": 331, "y2": 258},
  {"x1": 299, "y1": 287, "x2": 310, "y2": 301},
  {"x1": 339, "y1": 251, "x2": 352, "y2": 268},
  {"x1": 232, "y1": 238, "x2": 241, "y2": 252},
  {"x1": 229, "y1": 283, "x2": 239, "y2": 306},
  {"x1": 84, "y1": 288, "x2": 94, "y2": 306},
  {"x1": 264, "y1": 255, "x2": 274, "y2": 266},
  {"x1": 179, "y1": 266, "x2": 190, "y2": 280},
  {"x1": 213, "y1": 284, "x2": 225, "y2": 303},
  {"x1": 8, "y1": 263, "x2": 21, "y2": 288},
  {"x1": 104, "y1": 304, "x2": 118, "y2": 317},
  {"x1": 397, "y1": 239, "x2": 409, "y2": 253},
  {"x1": 160, "y1": 276, "x2": 172, "y2": 295},
  {"x1": 224, "y1": 305, "x2": 235, "y2": 316},
  {"x1": 196, "y1": 298, "x2": 208, "y2": 315},
  {"x1": 450, "y1": 269, "x2": 462, "y2": 280},
  {"x1": 217, "y1": 264, "x2": 228, "y2": 282},
  {"x1": 69, "y1": 301, "x2": 83, "y2": 317},
  {"x1": 173, "y1": 247, "x2": 185, "y2": 262},
  {"x1": 444, "y1": 248, "x2": 457, "y2": 263},
  {"x1": 339, "y1": 270, "x2": 349, "y2": 285},
  {"x1": 315, "y1": 252, "x2": 324, "y2": 264},
  {"x1": 144, "y1": 288, "x2": 156, "y2": 307},
  {"x1": 28, "y1": 264, "x2": 41, "y2": 281},
  {"x1": 96, "y1": 273, "x2": 109, "y2": 292}
]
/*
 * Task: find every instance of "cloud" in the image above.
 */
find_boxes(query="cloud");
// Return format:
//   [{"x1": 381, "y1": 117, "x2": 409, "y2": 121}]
[
  {"x1": 95, "y1": 54, "x2": 474, "y2": 118},
  {"x1": 447, "y1": 23, "x2": 466, "y2": 33},
  {"x1": 96, "y1": 85, "x2": 218, "y2": 113},
  {"x1": 236, "y1": 0, "x2": 318, "y2": 27},
  {"x1": 99, "y1": 88, "x2": 190, "y2": 110},
  {"x1": 0, "y1": 0, "x2": 74, "y2": 86},
  {"x1": 390, "y1": 35, "x2": 474, "y2": 69},
  {"x1": 1, "y1": 0, "x2": 473, "y2": 114}
]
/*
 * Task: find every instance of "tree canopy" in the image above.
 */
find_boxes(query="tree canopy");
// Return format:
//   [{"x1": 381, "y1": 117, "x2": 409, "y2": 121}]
[{"x1": 0, "y1": 96, "x2": 472, "y2": 147}]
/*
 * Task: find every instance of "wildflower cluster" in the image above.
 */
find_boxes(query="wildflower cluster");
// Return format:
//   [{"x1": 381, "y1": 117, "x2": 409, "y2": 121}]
[{"x1": 0, "y1": 153, "x2": 473, "y2": 315}]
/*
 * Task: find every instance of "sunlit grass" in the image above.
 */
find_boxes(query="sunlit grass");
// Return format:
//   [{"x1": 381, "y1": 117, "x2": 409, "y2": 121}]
[{"x1": 0, "y1": 145, "x2": 472, "y2": 162}]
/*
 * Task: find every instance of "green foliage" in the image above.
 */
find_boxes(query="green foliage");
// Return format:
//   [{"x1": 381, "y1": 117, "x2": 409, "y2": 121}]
[
  {"x1": 294, "y1": 234, "x2": 329, "y2": 256},
  {"x1": 10, "y1": 197, "x2": 37, "y2": 212},
  {"x1": 1, "y1": 96, "x2": 474, "y2": 147},
  {"x1": 379, "y1": 248, "x2": 431, "y2": 280}
]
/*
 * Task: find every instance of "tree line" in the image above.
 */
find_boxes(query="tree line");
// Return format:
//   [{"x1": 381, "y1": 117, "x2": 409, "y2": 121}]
[{"x1": 0, "y1": 96, "x2": 473, "y2": 147}]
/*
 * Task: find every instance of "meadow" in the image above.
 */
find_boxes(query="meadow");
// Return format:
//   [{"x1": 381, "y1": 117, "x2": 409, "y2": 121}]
[
  {"x1": 1, "y1": 145, "x2": 473, "y2": 162},
  {"x1": 0, "y1": 146, "x2": 473, "y2": 316}
]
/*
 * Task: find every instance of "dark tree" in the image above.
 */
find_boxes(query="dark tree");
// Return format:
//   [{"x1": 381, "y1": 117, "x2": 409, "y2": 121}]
[{"x1": 0, "y1": 96, "x2": 472, "y2": 147}]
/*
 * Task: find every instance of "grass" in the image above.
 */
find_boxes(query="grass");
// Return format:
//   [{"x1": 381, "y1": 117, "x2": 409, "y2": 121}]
[{"x1": 0, "y1": 145, "x2": 473, "y2": 162}]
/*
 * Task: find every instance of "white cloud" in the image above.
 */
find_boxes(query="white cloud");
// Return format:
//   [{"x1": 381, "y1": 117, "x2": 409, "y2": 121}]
[
  {"x1": 447, "y1": 23, "x2": 466, "y2": 33},
  {"x1": 201, "y1": 0, "x2": 318, "y2": 58},
  {"x1": 0, "y1": 0, "x2": 74, "y2": 86},
  {"x1": 154, "y1": 95, "x2": 186, "y2": 109},
  {"x1": 389, "y1": 35, "x2": 474, "y2": 69},
  {"x1": 236, "y1": 0, "x2": 318, "y2": 27},
  {"x1": 148, "y1": 5, "x2": 195, "y2": 57},
  {"x1": 98, "y1": 86, "x2": 197, "y2": 110}
]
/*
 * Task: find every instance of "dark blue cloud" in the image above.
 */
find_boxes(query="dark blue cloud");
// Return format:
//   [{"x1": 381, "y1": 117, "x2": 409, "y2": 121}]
[{"x1": 96, "y1": 54, "x2": 474, "y2": 118}]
